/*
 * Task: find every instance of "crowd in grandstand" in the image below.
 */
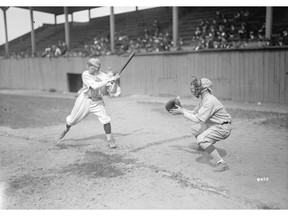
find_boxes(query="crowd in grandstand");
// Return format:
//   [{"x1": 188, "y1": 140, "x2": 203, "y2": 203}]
[
  {"x1": 191, "y1": 10, "x2": 288, "y2": 50},
  {"x1": 70, "y1": 18, "x2": 183, "y2": 57},
  {"x1": 42, "y1": 19, "x2": 180, "y2": 58},
  {"x1": 41, "y1": 40, "x2": 68, "y2": 58},
  {"x1": 2, "y1": 10, "x2": 288, "y2": 59}
]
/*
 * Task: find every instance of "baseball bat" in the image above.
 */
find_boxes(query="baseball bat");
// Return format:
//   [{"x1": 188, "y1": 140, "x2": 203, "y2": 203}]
[
  {"x1": 109, "y1": 52, "x2": 135, "y2": 84},
  {"x1": 118, "y1": 52, "x2": 135, "y2": 75}
]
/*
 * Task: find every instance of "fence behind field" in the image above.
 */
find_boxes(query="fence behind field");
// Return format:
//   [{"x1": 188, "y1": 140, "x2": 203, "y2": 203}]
[{"x1": 0, "y1": 47, "x2": 287, "y2": 104}]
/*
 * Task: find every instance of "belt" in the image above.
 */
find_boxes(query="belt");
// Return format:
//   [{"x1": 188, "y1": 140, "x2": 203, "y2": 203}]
[
  {"x1": 88, "y1": 96, "x2": 102, "y2": 101},
  {"x1": 221, "y1": 122, "x2": 231, "y2": 125}
]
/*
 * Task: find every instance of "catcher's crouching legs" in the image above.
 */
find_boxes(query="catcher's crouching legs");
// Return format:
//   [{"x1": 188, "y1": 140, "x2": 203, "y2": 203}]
[
  {"x1": 198, "y1": 141, "x2": 229, "y2": 172},
  {"x1": 190, "y1": 122, "x2": 207, "y2": 150}
]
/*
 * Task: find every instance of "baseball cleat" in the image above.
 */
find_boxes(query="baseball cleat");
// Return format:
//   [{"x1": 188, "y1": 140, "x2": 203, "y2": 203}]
[
  {"x1": 107, "y1": 140, "x2": 116, "y2": 149},
  {"x1": 213, "y1": 162, "x2": 229, "y2": 172},
  {"x1": 59, "y1": 128, "x2": 69, "y2": 140}
]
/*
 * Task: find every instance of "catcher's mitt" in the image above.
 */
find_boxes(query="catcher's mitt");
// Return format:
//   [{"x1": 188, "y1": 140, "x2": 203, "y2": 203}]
[{"x1": 165, "y1": 97, "x2": 182, "y2": 112}]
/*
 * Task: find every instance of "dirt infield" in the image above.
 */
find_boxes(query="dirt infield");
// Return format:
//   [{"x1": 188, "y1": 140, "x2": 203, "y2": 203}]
[{"x1": 0, "y1": 91, "x2": 287, "y2": 209}]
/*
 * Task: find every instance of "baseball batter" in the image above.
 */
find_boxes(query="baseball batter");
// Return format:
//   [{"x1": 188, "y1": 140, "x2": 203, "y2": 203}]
[
  {"x1": 170, "y1": 77, "x2": 232, "y2": 172},
  {"x1": 59, "y1": 58, "x2": 120, "y2": 148}
]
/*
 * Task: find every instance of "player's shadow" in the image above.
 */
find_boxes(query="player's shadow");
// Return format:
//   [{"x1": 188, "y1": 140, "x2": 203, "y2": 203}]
[
  {"x1": 170, "y1": 142, "x2": 227, "y2": 168},
  {"x1": 69, "y1": 134, "x2": 107, "y2": 142},
  {"x1": 68, "y1": 129, "x2": 143, "y2": 142}
]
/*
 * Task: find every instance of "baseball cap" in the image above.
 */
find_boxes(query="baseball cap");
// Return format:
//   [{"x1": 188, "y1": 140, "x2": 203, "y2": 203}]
[
  {"x1": 88, "y1": 58, "x2": 101, "y2": 68},
  {"x1": 201, "y1": 78, "x2": 213, "y2": 92}
]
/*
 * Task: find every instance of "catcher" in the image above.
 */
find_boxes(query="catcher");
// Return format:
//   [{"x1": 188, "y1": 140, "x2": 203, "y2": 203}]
[
  {"x1": 169, "y1": 77, "x2": 232, "y2": 172},
  {"x1": 59, "y1": 58, "x2": 120, "y2": 149}
]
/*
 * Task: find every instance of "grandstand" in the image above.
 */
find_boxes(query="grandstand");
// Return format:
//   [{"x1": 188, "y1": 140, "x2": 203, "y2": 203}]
[{"x1": 0, "y1": 7, "x2": 288, "y2": 57}]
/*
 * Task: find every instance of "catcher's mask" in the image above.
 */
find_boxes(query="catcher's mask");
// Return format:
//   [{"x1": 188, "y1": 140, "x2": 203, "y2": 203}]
[{"x1": 190, "y1": 77, "x2": 212, "y2": 98}]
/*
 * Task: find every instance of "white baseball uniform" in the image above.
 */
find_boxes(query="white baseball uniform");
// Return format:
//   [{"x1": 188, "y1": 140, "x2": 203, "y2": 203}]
[
  {"x1": 66, "y1": 70, "x2": 112, "y2": 126},
  {"x1": 187, "y1": 92, "x2": 232, "y2": 144}
]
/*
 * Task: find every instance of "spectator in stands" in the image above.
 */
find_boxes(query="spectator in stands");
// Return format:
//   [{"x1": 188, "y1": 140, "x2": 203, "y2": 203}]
[
  {"x1": 152, "y1": 19, "x2": 161, "y2": 36},
  {"x1": 207, "y1": 24, "x2": 217, "y2": 48},
  {"x1": 257, "y1": 23, "x2": 266, "y2": 41},
  {"x1": 82, "y1": 44, "x2": 90, "y2": 57},
  {"x1": 57, "y1": 40, "x2": 63, "y2": 53},
  {"x1": 54, "y1": 45, "x2": 62, "y2": 57},
  {"x1": 219, "y1": 34, "x2": 228, "y2": 49},
  {"x1": 199, "y1": 18, "x2": 209, "y2": 29},
  {"x1": 211, "y1": 18, "x2": 217, "y2": 28},
  {"x1": 206, "y1": 32, "x2": 215, "y2": 49},
  {"x1": 50, "y1": 45, "x2": 55, "y2": 57},
  {"x1": 215, "y1": 11, "x2": 224, "y2": 26},
  {"x1": 90, "y1": 37, "x2": 102, "y2": 56},
  {"x1": 201, "y1": 24, "x2": 209, "y2": 39},
  {"x1": 208, "y1": 24, "x2": 216, "y2": 36},
  {"x1": 163, "y1": 32, "x2": 173, "y2": 51},
  {"x1": 216, "y1": 24, "x2": 227, "y2": 48},
  {"x1": 10, "y1": 52, "x2": 17, "y2": 59},
  {"x1": 136, "y1": 37, "x2": 144, "y2": 51},
  {"x1": 192, "y1": 19, "x2": 210, "y2": 50},
  {"x1": 283, "y1": 30, "x2": 288, "y2": 45},
  {"x1": 212, "y1": 40, "x2": 220, "y2": 49},
  {"x1": 143, "y1": 26, "x2": 150, "y2": 36},
  {"x1": 61, "y1": 42, "x2": 68, "y2": 55},
  {"x1": 222, "y1": 16, "x2": 228, "y2": 27},
  {"x1": 153, "y1": 36, "x2": 161, "y2": 52},
  {"x1": 242, "y1": 10, "x2": 250, "y2": 22},
  {"x1": 118, "y1": 35, "x2": 130, "y2": 54},
  {"x1": 41, "y1": 46, "x2": 53, "y2": 58},
  {"x1": 177, "y1": 38, "x2": 184, "y2": 51},
  {"x1": 279, "y1": 30, "x2": 288, "y2": 46},
  {"x1": 142, "y1": 33, "x2": 153, "y2": 52},
  {"x1": 226, "y1": 24, "x2": 240, "y2": 48},
  {"x1": 195, "y1": 36, "x2": 206, "y2": 50},
  {"x1": 233, "y1": 11, "x2": 241, "y2": 23},
  {"x1": 238, "y1": 23, "x2": 248, "y2": 42},
  {"x1": 248, "y1": 31, "x2": 258, "y2": 42},
  {"x1": 192, "y1": 27, "x2": 202, "y2": 42},
  {"x1": 128, "y1": 40, "x2": 139, "y2": 53},
  {"x1": 99, "y1": 37, "x2": 110, "y2": 55}
]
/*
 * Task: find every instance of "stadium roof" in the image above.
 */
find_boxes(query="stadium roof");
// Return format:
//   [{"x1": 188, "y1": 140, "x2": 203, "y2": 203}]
[{"x1": 14, "y1": 7, "x2": 99, "y2": 15}]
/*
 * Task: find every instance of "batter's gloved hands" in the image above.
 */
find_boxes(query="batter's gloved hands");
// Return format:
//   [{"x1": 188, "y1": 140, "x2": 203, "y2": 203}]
[
  {"x1": 114, "y1": 73, "x2": 120, "y2": 80},
  {"x1": 108, "y1": 74, "x2": 120, "y2": 84},
  {"x1": 107, "y1": 82, "x2": 118, "y2": 94}
]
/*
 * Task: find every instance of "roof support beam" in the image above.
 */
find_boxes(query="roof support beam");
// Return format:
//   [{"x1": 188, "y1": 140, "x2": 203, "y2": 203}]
[
  {"x1": 110, "y1": 7, "x2": 115, "y2": 54},
  {"x1": 64, "y1": 7, "x2": 70, "y2": 51},
  {"x1": 1, "y1": 7, "x2": 9, "y2": 56},
  {"x1": 265, "y1": 7, "x2": 273, "y2": 40},
  {"x1": 29, "y1": 7, "x2": 36, "y2": 57},
  {"x1": 172, "y1": 7, "x2": 178, "y2": 48}
]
